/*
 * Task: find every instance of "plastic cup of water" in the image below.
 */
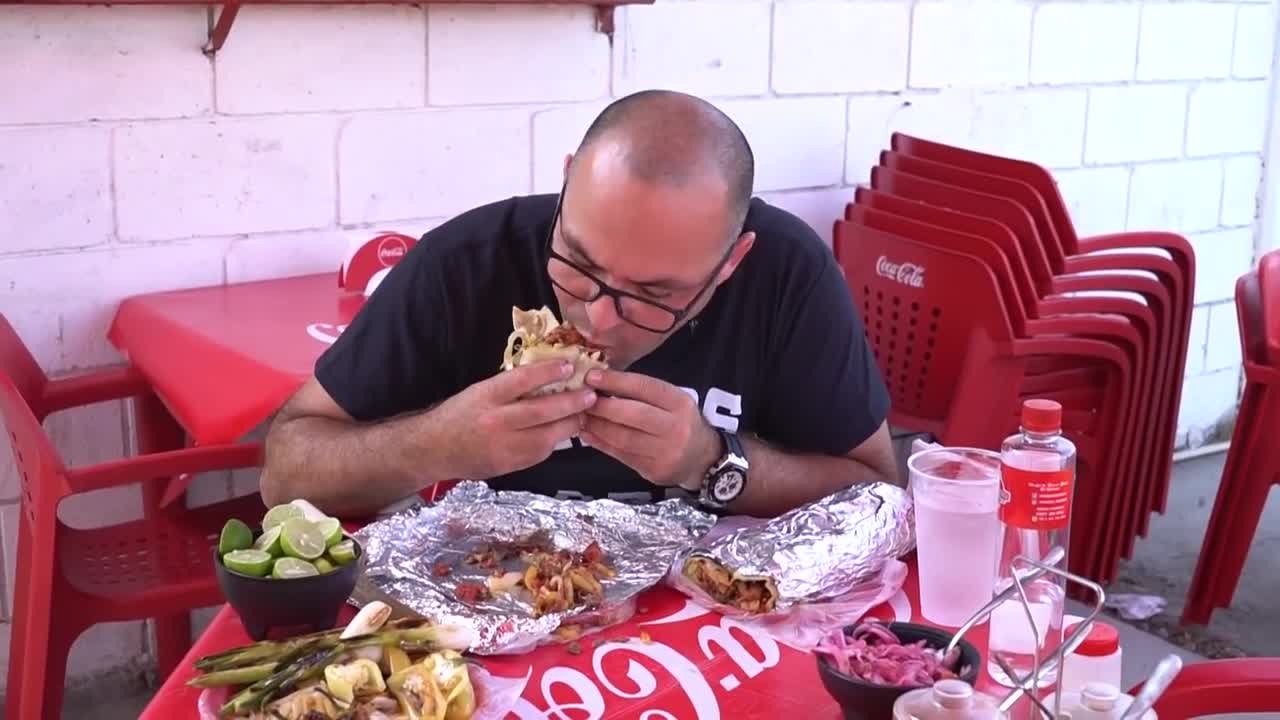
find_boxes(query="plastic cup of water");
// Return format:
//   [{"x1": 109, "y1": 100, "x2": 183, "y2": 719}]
[{"x1": 909, "y1": 446, "x2": 1002, "y2": 628}]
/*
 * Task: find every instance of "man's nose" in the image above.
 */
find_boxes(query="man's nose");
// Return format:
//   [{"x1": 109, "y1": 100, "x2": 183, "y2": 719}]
[{"x1": 585, "y1": 294, "x2": 623, "y2": 332}]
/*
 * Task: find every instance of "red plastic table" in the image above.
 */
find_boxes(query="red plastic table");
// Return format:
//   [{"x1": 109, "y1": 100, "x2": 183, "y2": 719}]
[
  {"x1": 107, "y1": 272, "x2": 362, "y2": 447},
  {"x1": 138, "y1": 559, "x2": 1014, "y2": 719}
]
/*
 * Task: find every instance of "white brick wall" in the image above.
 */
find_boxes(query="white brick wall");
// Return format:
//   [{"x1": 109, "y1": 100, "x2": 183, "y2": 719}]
[{"x1": 0, "y1": 0, "x2": 1272, "y2": 691}]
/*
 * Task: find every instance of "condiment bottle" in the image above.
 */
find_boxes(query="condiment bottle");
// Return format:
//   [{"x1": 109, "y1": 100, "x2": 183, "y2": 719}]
[
  {"x1": 892, "y1": 679, "x2": 1007, "y2": 720},
  {"x1": 1053, "y1": 682, "x2": 1157, "y2": 720},
  {"x1": 1060, "y1": 620, "x2": 1123, "y2": 696},
  {"x1": 990, "y1": 399, "x2": 1077, "y2": 688}
]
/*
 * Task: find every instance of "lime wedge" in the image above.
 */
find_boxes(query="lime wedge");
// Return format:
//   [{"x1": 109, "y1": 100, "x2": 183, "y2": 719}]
[
  {"x1": 314, "y1": 557, "x2": 335, "y2": 574},
  {"x1": 223, "y1": 549, "x2": 273, "y2": 577},
  {"x1": 272, "y1": 557, "x2": 319, "y2": 580},
  {"x1": 219, "y1": 518, "x2": 253, "y2": 555},
  {"x1": 280, "y1": 518, "x2": 326, "y2": 561},
  {"x1": 329, "y1": 539, "x2": 357, "y2": 566},
  {"x1": 262, "y1": 503, "x2": 305, "y2": 531},
  {"x1": 314, "y1": 517, "x2": 343, "y2": 548},
  {"x1": 252, "y1": 526, "x2": 283, "y2": 556}
]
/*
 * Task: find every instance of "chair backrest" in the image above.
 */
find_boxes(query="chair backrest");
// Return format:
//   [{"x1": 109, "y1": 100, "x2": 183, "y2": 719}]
[
  {"x1": 879, "y1": 150, "x2": 1069, "y2": 276},
  {"x1": 871, "y1": 163, "x2": 1057, "y2": 296},
  {"x1": 1141, "y1": 657, "x2": 1280, "y2": 717},
  {"x1": 1258, "y1": 248, "x2": 1280, "y2": 366},
  {"x1": 1238, "y1": 270, "x2": 1268, "y2": 369},
  {"x1": 833, "y1": 219, "x2": 1012, "y2": 426},
  {"x1": 845, "y1": 202, "x2": 1031, "y2": 337},
  {"x1": 0, "y1": 315, "x2": 49, "y2": 419},
  {"x1": 853, "y1": 185, "x2": 1041, "y2": 325},
  {"x1": 0, "y1": 370, "x2": 70, "y2": 531},
  {"x1": 889, "y1": 131, "x2": 1086, "y2": 256}
]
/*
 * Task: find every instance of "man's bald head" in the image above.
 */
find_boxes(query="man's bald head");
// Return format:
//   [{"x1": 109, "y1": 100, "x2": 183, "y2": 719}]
[{"x1": 571, "y1": 90, "x2": 755, "y2": 239}]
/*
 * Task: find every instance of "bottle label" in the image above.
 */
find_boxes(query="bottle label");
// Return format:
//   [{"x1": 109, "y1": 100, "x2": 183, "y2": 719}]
[{"x1": 999, "y1": 464, "x2": 1073, "y2": 529}]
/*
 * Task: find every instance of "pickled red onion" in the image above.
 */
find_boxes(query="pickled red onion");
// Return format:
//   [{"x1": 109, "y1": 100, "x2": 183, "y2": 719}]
[{"x1": 813, "y1": 620, "x2": 966, "y2": 687}]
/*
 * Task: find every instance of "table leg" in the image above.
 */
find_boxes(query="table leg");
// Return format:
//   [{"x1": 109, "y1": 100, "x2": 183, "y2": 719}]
[{"x1": 133, "y1": 391, "x2": 194, "y2": 683}]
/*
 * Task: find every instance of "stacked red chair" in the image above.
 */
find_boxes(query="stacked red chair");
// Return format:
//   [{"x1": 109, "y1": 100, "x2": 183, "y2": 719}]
[
  {"x1": 1130, "y1": 657, "x2": 1280, "y2": 719},
  {"x1": 1183, "y1": 248, "x2": 1280, "y2": 626},
  {"x1": 833, "y1": 133, "x2": 1195, "y2": 586},
  {"x1": 0, "y1": 314, "x2": 267, "y2": 720}
]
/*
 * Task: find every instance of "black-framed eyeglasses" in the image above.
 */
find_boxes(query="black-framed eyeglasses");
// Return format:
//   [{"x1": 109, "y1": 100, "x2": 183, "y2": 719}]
[{"x1": 543, "y1": 180, "x2": 737, "y2": 334}]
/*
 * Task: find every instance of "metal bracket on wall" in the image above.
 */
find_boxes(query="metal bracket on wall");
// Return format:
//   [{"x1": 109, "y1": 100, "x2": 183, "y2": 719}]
[
  {"x1": 204, "y1": 1, "x2": 241, "y2": 55},
  {"x1": 191, "y1": 0, "x2": 644, "y2": 56}
]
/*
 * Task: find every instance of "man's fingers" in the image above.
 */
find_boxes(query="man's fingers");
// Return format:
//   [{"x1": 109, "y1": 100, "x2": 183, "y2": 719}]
[
  {"x1": 486, "y1": 360, "x2": 576, "y2": 401},
  {"x1": 579, "y1": 428, "x2": 642, "y2": 470},
  {"x1": 495, "y1": 389, "x2": 596, "y2": 430},
  {"x1": 585, "y1": 395, "x2": 666, "y2": 435},
  {"x1": 585, "y1": 369, "x2": 686, "y2": 410},
  {"x1": 582, "y1": 415, "x2": 658, "y2": 459}
]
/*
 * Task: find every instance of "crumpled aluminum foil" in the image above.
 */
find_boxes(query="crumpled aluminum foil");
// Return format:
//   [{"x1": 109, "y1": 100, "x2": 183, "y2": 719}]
[
  {"x1": 670, "y1": 482, "x2": 916, "y2": 612},
  {"x1": 348, "y1": 481, "x2": 717, "y2": 655}
]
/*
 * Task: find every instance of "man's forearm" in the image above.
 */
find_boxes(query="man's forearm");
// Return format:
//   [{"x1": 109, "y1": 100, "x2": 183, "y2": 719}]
[
  {"x1": 726, "y1": 434, "x2": 899, "y2": 517},
  {"x1": 262, "y1": 410, "x2": 453, "y2": 518}
]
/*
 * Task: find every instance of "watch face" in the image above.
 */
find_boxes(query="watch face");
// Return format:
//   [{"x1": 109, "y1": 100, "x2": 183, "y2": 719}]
[{"x1": 712, "y1": 470, "x2": 745, "y2": 503}]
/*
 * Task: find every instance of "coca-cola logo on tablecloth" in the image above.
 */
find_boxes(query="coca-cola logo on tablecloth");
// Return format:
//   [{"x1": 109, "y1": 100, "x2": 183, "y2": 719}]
[{"x1": 875, "y1": 255, "x2": 926, "y2": 288}]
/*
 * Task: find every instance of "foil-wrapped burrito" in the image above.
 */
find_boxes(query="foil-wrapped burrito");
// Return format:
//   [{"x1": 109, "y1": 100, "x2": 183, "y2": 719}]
[
  {"x1": 671, "y1": 482, "x2": 915, "y2": 613},
  {"x1": 349, "y1": 481, "x2": 716, "y2": 655}
]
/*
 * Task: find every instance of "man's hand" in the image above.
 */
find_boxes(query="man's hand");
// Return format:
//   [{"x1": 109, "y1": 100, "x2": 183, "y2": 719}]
[
  {"x1": 429, "y1": 359, "x2": 597, "y2": 480},
  {"x1": 580, "y1": 369, "x2": 721, "y2": 491}
]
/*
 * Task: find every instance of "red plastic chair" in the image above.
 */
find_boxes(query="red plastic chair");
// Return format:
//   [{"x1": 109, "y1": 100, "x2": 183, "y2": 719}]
[
  {"x1": 838, "y1": 210, "x2": 1136, "y2": 580},
  {"x1": 832, "y1": 221, "x2": 1133, "y2": 491},
  {"x1": 1182, "y1": 253, "x2": 1280, "y2": 625},
  {"x1": 846, "y1": 195, "x2": 1158, "y2": 582},
  {"x1": 869, "y1": 154, "x2": 1190, "y2": 583},
  {"x1": 1130, "y1": 658, "x2": 1280, "y2": 719},
  {"x1": 0, "y1": 315, "x2": 266, "y2": 720}
]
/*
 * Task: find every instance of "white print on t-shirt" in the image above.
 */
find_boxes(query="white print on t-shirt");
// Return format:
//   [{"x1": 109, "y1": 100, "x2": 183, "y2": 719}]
[{"x1": 553, "y1": 385, "x2": 742, "y2": 452}]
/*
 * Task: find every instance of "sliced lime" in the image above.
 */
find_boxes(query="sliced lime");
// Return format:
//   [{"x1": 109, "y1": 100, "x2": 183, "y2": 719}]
[
  {"x1": 219, "y1": 518, "x2": 253, "y2": 555},
  {"x1": 223, "y1": 549, "x2": 273, "y2": 577},
  {"x1": 252, "y1": 526, "x2": 283, "y2": 556},
  {"x1": 272, "y1": 557, "x2": 319, "y2": 580},
  {"x1": 314, "y1": 557, "x2": 335, "y2": 574},
  {"x1": 262, "y1": 503, "x2": 305, "y2": 531},
  {"x1": 280, "y1": 518, "x2": 326, "y2": 561},
  {"x1": 314, "y1": 517, "x2": 343, "y2": 548},
  {"x1": 329, "y1": 539, "x2": 357, "y2": 566}
]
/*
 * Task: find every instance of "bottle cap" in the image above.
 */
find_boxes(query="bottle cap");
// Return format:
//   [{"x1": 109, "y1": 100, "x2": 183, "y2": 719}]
[
  {"x1": 1081, "y1": 682, "x2": 1121, "y2": 711},
  {"x1": 933, "y1": 679, "x2": 974, "y2": 708},
  {"x1": 1066, "y1": 621, "x2": 1121, "y2": 657},
  {"x1": 1021, "y1": 399, "x2": 1062, "y2": 433}
]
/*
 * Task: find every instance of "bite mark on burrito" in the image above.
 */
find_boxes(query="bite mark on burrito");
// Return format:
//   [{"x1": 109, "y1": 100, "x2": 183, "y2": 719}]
[
  {"x1": 501, "y1": 306, "x2": 608, "y2": 396},
  {"x1": 682, "y1": 556, "x2": 780, "y2": 614}
]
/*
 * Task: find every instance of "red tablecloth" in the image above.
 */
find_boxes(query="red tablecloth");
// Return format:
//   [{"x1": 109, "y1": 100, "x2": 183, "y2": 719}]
[
  {"x1": 139, "y1": 560, "x2": 1015, "y2": 719},
  {"x1": 107, "y1": 273, "x2": 361, "y2": 445}
]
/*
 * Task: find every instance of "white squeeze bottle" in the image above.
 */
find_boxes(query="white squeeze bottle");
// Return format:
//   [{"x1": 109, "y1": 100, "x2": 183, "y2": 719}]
[{"x1": 988, "y1": 399, "x2": 1077, "y2": 688}]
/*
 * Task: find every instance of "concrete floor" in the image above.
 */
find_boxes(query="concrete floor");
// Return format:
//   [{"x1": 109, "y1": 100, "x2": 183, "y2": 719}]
[
  {"x1": 50, "y1": 451, "x2": 1279, "y2": 719},
  {"x1": 1111, "y1": 451, "x2": 1280, "y2": 659}
]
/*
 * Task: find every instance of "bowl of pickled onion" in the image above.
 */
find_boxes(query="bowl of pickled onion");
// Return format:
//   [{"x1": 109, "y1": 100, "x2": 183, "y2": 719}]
[{"x1": 813, "y1": 620, "x2": 980, "y2": 720}]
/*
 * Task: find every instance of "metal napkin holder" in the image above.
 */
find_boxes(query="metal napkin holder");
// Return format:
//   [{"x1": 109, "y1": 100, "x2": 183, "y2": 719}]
[{"x1": 946, "y1": 548, "x2": 1105, "y2": 720}]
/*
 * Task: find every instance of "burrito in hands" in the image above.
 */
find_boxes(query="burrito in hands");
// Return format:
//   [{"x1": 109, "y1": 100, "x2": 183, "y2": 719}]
[{"x1": 500, "y1": 306, "x2": 608, "y2": 396}]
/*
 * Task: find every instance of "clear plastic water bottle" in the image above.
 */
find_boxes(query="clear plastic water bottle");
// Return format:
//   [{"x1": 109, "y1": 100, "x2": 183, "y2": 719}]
[{"x1": 988, "y1": 399, "x2": 1077, "y2": 688}]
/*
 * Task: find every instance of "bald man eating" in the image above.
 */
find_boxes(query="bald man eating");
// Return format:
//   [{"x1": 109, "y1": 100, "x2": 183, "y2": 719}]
[{"x1": 260, "y1": 89, "x2": 898, "y2": 518}]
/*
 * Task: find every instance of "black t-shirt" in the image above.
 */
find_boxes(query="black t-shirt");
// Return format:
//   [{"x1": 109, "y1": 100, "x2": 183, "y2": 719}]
[{"x1": 315, "y1": 193, "x2": 890, "y2": 502}]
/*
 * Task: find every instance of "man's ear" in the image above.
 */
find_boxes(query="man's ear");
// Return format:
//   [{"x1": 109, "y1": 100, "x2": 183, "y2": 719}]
[
  {"x1": 563, "y1": 153, "x2": 574, "y2": 182},
  {"x1": 716, "y1": 232, "x2": 756, "y2": 285}
]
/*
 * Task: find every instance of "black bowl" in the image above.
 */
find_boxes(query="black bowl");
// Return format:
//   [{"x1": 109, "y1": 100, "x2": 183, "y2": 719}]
[
  {"x1": 214, "y1": 532, "x2": 364, "y2": 641},
  {"x1": 815, "y1": 622, "x2": 982, "y2": 720}
]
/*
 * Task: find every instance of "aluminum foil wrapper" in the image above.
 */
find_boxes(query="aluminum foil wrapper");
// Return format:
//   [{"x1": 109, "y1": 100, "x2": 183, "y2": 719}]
[
  {"x1": 671, "y1": 482, "x2": 915, "y2": 613},
  {"x1": 349, "y1": 481, "x2": 716, "y2": 655}
]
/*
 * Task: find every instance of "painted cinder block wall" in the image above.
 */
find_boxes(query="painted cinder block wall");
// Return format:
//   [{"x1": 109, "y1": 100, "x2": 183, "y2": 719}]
[{"x1": 0, "y1": 0, "x2": 1274, "y2": 693}]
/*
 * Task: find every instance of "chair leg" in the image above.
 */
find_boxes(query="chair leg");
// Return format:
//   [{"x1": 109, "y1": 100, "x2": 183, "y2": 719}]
[
  {"x1": 41, "y1": 613, "x2": 84, "y2": 720},
  {"x1": 1204, "y1": 455, "x2": 1275, "y2": 618},
  {"x1": 154, "y1": 612, "x2": 193, "y2": 681},
  {"x1": 1183, "y1": 440, "x2": 1249, "y2": 626}
]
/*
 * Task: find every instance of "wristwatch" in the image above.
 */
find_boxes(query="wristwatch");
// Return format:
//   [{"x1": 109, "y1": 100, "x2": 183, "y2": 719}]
[{"x1": 698, "y1": 429, "x2": 750, "y2": 510}]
